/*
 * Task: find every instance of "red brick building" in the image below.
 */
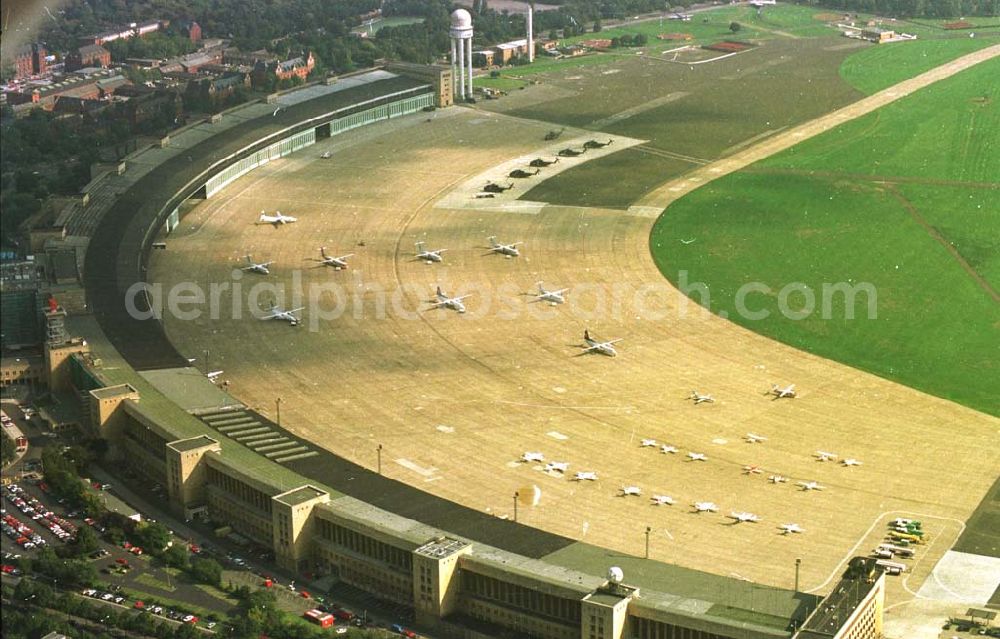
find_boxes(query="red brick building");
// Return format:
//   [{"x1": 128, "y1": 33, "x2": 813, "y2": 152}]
[
  {"x1": 12, "y1": 43, "x2": 48, "y2": 80},
  {"x1": 182, "y1": 21, "x2": 203, "y2": 43},
  {"x1": 65, "y1": 44, "x2": 112, "y2": 71},
  {"x1": 252, "y1": 51, "x2": 315, "y2": 87}
]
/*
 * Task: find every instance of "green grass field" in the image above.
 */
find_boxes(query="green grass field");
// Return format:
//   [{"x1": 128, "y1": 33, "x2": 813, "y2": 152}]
[
  {"x1": 651, "y1": 58, "x2": 1000, "y2": 415},
  {"x1": 839, "y1": 35, "x2": 1000, "y2": 93}
]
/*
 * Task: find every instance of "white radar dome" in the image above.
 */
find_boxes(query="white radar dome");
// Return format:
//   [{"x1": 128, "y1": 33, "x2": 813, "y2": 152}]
[
  {"x1": 607, "y1": 566, "x2": 624, "y2": 583},
  {"x1": 451, "y1": 9, "x2": 473, "y2": 28}
]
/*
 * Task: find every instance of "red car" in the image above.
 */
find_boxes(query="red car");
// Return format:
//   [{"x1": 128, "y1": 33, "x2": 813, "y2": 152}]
[
  {"x1": 300, "y1": 590, "x2": 311, "y2": 599},
  {"x1": 134, "y1": 601, "x2": 145, "y2": 609}
]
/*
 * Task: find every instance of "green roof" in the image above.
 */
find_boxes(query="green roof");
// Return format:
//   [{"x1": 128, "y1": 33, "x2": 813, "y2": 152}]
[
  {"x1": 275, "y1": 485, "x2": 328, "y2": 507},
  {"x1": 168, "y1": 435, "x2": 220, "y2": 453},
  {"x1": 138, "y1": 367, "x2": 239, "y2": 412}
]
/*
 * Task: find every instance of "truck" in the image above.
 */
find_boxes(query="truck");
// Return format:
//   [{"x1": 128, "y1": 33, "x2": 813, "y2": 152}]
[{"x1": 875, "y1": 559, "x2": 906, "y2": 575}]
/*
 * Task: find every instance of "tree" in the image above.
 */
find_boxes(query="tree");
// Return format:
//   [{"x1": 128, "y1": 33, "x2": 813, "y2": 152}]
[
  {"x1": 189, "y1": 557, "x2": 223, "y2": 587},
  {"x1": 162, "y1": 543, "x2": 189, "y2": 569},
  {"x1": 593, "y1": 19, "x2": 602, "y2": 32},
  {"x1": 729, "y1": 21, "x2": 742, "y2": 33},
  {"x1": 134, "y1": 521, "x2": 171, "y2": 554},
  {"x1": 73, "y1": 525, "x2": 100, "y2": 556}
]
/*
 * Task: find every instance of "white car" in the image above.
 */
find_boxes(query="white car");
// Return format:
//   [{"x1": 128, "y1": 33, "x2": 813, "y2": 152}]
[{"x1": 336, "y1": 628, "x2": 348, "y2": 634}]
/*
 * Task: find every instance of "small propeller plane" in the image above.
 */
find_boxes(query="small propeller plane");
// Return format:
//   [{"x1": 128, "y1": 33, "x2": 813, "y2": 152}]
[
  {"x1": 768, "y1": 474, "x2": 788, "y2": 484},
  {"x1": 742, "y1": 465, "x2": 763, "y2": 475},
  {"x1": 545, "y1": 461, "x2": 569, "y2": 473},
  {"x1": 687, "y1": 452, "x2": 707, "y2": 462},
  {"x1": 798, "y1": 481, "x2": 825, "y2": 491},
  {"x1": 689, "y1": 390, "x2": 715, "y2": 404},
  {"x1": 521, "y1": 452, "x2": 545, "y2": 463},
  {"x1": 779, "y1": 523, "x2": 805, "y2": 534},
  {"x1": 621, "y1": 486, "x2": 642, "y2": 497},
  {"x1": 650, "y1": 495, "x2": 675, "y2": 506},
  {"x1": 320, "y1": 151, "x2": 332, "y2": 159},
  {"x1": 429, "y1": 286, "x2": 471, "y2": 314},
  {"x1": 728, "y1": 511, "x2": 761, "y2": 524},
  {"x1": 814, "y1": 451, "x2": 838, "y2": 462},
  {"x1": 414, "y1": 242, "x2": 447, "y2": 263},
  {"x1": 260, "y1": 302, "x2": 304, "y2": 326},
  {"x1": 574, "y1": 471, "x2": 598, "y2": 481},
  {"x1": 768, "y1": 383, "x2": 797, "y2": 399},
  {"x1": 842, "y1": 458, "x2": 863, "y2": 467},
  {"x1": 693, "y1": 501, "x2": 718, "y2": 513},
  {"x1": 745, "y1": 433, "x2": 768, "y2": 444},
  {"x1": 258, "y1": 210, "x2": 297, "y2": 225},
  {"x1": 531, "y1": 282, "x2": 568, "y2": 305},
  {"x1": 660, "y1": 445, "x2": 679, "y2": 454},
  {"x1": 311, "y1": 247, "x2": 353, "y2": 270},
  {"x1": 640, "y1": 439, "x2": 658, "y2": 448},
  {"x1": 241, "y1": 255, "x2": 274, "y2": 275},
  {"x1": 579, "y1": 330, "x2": 622, "y2": 357},
  {"x1": 487, "y1": 236, "x2": 522, "y2": 257}
]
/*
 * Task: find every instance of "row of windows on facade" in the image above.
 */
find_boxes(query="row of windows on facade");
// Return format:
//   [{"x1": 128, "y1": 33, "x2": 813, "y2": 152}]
[
  {"x1": 206, "y1": 465, "x2": 273, "y2": 514},
  {"x1": 461, "y1": 570, "x2": 581, "y2": 625},
  {"x1": 317, "y1": 518, "x2": 412, "y2": 571}
]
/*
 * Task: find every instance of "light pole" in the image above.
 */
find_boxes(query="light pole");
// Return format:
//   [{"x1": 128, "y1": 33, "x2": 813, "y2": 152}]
[
  {"x1": 203, "y1": 348, "x2": 210, "y2": 372},
  {"x1": 377, "y1": 444, "x2": 383, "y2": 475},
  {"x1": 275, "y1": 397, "x2": 282, "y2": 427},
  {"x1": 513, "y1": 491, "x2": 519, "y2": 522},
  {"x1": 795, "y1": 557, "x2": 801, "y2": 593},
  {"x1": 645, "y1": 526, "x2": 652, "y2": 559}
]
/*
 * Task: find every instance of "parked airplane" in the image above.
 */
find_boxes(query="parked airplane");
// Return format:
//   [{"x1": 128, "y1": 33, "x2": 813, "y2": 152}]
[
  {"x1": 660, "y1": 445, "x2": 678, "y2": 454},
  {"x1": 415, "y1": 242, "x2": 447, "y2": 263},
  {"x1": 579, "y1": 330, "x2": 622, "y2": 357},
  {"x1": 258, "y1": 210, "x2": 297, "y2": 225},
  {"x1": 745, "y1": 433, "x2": 768, "y2": 444},
  {"x1": 640, "y1": 439, "x2": 658, "y2": 448},
  {"x1": 842, "y1": 458, "x2": 863, "y2": 467},
  {"x1": 768, "y1": 475, "x2": 788, "y2": 484},
  {"x1": 768, "y1": 383, "x2": 797, "y2": 399},
  {"x1": 798, "y1": 481, "x2": 825, "y2": 491},
  {"x1": 574, "y1": 471, "x2": 598, "y2": 481},
  {"x1": 689, "y1": 390, "x2": 715, "y2": 404},
  {"x1": 687, "y1": 452, "x2": 707, "y2": 462},
  {"x1": 241, "y1": 255, "x2": 274, "y2": 275},
  {"x1": 728, "y1": 511, "x2": 761, "y2": 523},
  {"x1": 621, "y1": 486, "x2": 642, "y2": 497},
  {"x1": 429, "y1": 286, "x2": 471, "y2": 313},
  {"x1": 692, "y1": 501, "x2": 718, "y2": 513},
  {"x1": 531, "y1": 282, "x2": 568, "y2": 305},
  {"x1": 650, "y1": 495, "x2": 675, "y2": 506},
  {"x1": 742, "y1": 465, "x2": 763, "y2": 475},
  {"x1": 206, "y1": 370, "x2": 224, "y2": 381},
  {"x1": 521, "y1": 452, "x2": 545, "y2": 463},
  {"x1": 779, "y1": 523, "x2": 805, "y2": 534},
  {"x1": 814, "y1": 451, "x2": 838, "y2": 462},
  {"x1": 311, "y1": 247, "x2": 353, "y2": 270},
  {"x1": 260, "y1": 302, "x2": 304, "y2": 326},
  {"x1": 320, "y1": 151, "x2": 332, "y2": 159},
  {"x1": 487, "y1": 236, "x2": 522, "y2": 257},
  {"x1": 545, "y1": 461, "x2": 569, "y2": 473}
]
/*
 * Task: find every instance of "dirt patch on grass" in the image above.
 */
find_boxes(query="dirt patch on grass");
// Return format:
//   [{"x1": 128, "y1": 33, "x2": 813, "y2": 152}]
[{"x1": 703, "y1": 40, "x2": 756, "y2": 53}]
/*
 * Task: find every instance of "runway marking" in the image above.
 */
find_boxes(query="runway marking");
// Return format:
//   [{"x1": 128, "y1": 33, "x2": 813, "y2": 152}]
[
  {"x1": 395, "y1": 458, "x2": 438, "y2": 477},
  {"x1": 492, "y1": 399, "x2": 635, "y2": 411}
]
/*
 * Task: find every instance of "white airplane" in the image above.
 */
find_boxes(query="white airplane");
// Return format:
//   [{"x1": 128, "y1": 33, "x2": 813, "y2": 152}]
[
  {"x1": 487, "y1": 236, "x2": 522, "y2": 257},
  {"x1": 779, "y1": 523, "x2": 805, "y2": 534},
  {"x1": 580, "y1": 330, "x2": 622, "y2": 357},
  {"x1": 842, "y1": 458, "x2": 863, "y2": 467},
  {"x1": 521, "y1": 452, "x2": 545, "y2": 463},
  {"x1": 815, "y1": 451, "x2": 838, "y2": 462},
  {"x1": 768, "y1": 383, "x2": 797, "y2": 399},
  {"x1": 693, "y1": 501, "x2": 718, "y2": 513},
  {"x1": 241, "y1": 255, "x2": 274, "y2": 275},
  {"x1": 640, "y1": 439, "x2": 658, "y2": 448},
  {"x1": 573, "y1": 471, "x2": 598, "y2": 481},
  {"x1": 728, "y1": 511, "x2": 761, "y2": 523},
  {"x1": 320, "y1": 151, "x2": 332, "y2": 159},
  {"x1": 429, "y1": 286, "x2": 471, "y2": 314},
  {"x1": 689, "y1": 390, "x2": 715, "y2": 404},
  {"x1": 621, "y1": 486, "x2": 642, "y2": 497},
  {"x1": 768, "y1": 474, "x2": 788, "y2": 484},
  {"x1": 532, "y1": 282, "x2": 568, "y2": 305},
  {"x1": 415, "y1": 242, "x2": 447, "y2": 263},
  {"x1": 206, "y1": 370, "x2": 224, "y2": 381},
  {"x1": 260, "y1": 302, "x2": 304, "y2": 326},
  {"x1": 798, "y1": 481, "x2": 825, "y2": 491},
  {"x1": 258, "y1": 210, "x2": 297, "y2": 225},
  {"x1": 745, "y1": 433, "x2": 768, "y2": 444},
  {"x1": 545, "y1": 461, "x2": 569, "y2": 473},
  {"x1": 650, "y1": 495, "x2": 675, "y2": 506},
  {"x1": 742, "y1": 465, "x2": 763, "y2": 475},
  {"x1": 313, "y1": 247, "x2": 353, "y2": 270},
  {"x1": 660, "y1": 445, "x2": 678, "y2": 454},
  {"x1": 687, "y1": 452, "x2": 707, "y2": 462}
]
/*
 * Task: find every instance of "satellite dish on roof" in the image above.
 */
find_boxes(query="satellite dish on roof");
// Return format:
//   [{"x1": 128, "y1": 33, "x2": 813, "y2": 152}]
[{"x1": 608, "y1": 566, "x2": 624, "y2": 583}]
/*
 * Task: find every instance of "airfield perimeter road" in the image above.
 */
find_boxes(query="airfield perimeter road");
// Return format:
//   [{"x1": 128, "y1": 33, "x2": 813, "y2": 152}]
[{"x1": 149, "y1": 45, "x2": 1000, "y2": 599}]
